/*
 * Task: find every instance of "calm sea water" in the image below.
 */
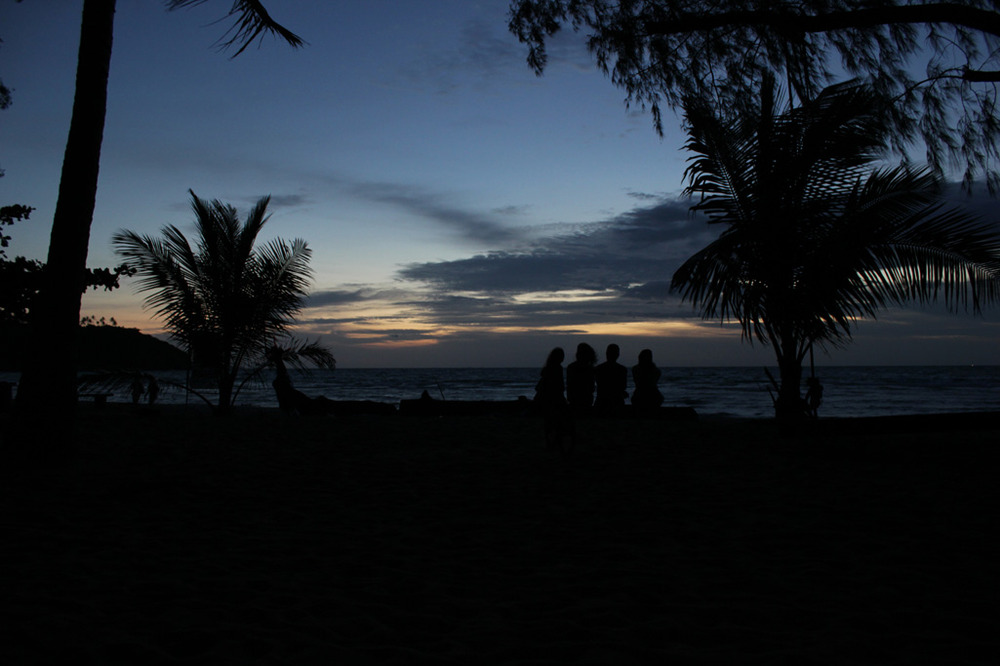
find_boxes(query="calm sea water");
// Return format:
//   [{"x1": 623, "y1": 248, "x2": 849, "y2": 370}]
[{"x1": 5, "y1": 365, "x2": 995, "y2": 419}]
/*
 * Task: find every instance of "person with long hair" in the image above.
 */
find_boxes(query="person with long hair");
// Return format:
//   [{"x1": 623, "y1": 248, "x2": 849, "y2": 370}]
[
  {"x1": 534, "y1": 347, "x2": 573, "y2": 453},
  {"x1": 631, "y1": 348, "x2": 664, "y2": 412}
]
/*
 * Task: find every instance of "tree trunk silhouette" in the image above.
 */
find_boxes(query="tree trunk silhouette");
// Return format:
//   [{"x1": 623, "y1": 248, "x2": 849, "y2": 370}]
[
  {"x1": 15, "y1": 0, "x2": 116, "y2": 440},
  {"x1": 775, "y1": 352, "x2": 805, "y2": 422}
]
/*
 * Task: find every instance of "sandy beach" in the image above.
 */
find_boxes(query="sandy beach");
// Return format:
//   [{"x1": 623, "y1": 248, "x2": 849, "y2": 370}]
[{"x1": 2, "y1": 405, "x2": 998, "y2": 664}]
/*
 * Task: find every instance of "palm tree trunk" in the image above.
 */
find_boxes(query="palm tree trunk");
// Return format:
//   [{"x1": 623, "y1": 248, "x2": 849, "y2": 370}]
[
  {"x1": 15, "y1": 0, "x2": 117, "y2": 437},
  {"x1": 775, "y1": 358, "x2": 804, "y2": 420},
  {"x1": 773, "y1": 335, "x2": 805, "y2": 421}
]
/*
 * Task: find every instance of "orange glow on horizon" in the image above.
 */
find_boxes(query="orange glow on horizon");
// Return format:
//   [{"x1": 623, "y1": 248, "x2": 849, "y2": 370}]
[
  {"x1": 82, "y1": 297, "x2": 742, "y2": 350},
  {"x1": 308, "y1": 317, "x2": 741, "y2": 349},
  {"x1": 358, "y1": 338, "x2": 439, "y2": 349}
]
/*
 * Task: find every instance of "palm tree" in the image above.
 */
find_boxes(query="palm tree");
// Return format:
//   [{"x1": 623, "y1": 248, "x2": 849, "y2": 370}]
[
  {"x1": 15, "y1": 0, "x2": 302, "y2": 431},
  {"x1": 112, "y1": 190, "x2": 329, "y2": 414},
  {"x1": 671, "y1": 78, "x2": 1000, "y2": 420}
]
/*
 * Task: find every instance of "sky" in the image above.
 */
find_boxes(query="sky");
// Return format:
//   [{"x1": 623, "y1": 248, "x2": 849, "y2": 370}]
[{"x1": 2, "y1": 0, "x2": 999, "y2": 368}]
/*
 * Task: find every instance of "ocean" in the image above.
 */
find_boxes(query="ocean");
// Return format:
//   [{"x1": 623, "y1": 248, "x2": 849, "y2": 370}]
[{"x1": 5, "y1": 365, "x2": 996, "y2": 419}]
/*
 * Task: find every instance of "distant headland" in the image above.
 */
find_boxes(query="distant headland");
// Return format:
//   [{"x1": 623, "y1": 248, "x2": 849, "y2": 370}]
[{"x1": 0, "y1": 324, "x2": 187, "y2": 372}]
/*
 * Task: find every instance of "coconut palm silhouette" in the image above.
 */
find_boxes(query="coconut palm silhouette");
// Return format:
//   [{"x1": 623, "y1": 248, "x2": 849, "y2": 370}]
[
  {"x1": 113, "y1": 190, "x2": 328, "y2": 413},
  {"x1": 673, "y1": 77, "x2": 1000, "y2": 419}
]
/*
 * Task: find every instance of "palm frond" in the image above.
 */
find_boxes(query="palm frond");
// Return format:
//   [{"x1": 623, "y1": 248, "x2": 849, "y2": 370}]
[
  {"x1": 111, "y1": 227, "x2": 208, "y2": 349},
  {"x1": 675, "y1": 77, "x2": 1000, "y2": 357},
  {"x1": 165, "y1": 0, "x2": 305, "y2": 57},
  {"x1": 236, "y1": 194, "x2": 271, "y2": 267},
  {"x1": 233, "y1": 336, "x2": 335, "y2": 402},
  {"x1": 271, "y1": 337, "x2": 337, "y2": 370}
]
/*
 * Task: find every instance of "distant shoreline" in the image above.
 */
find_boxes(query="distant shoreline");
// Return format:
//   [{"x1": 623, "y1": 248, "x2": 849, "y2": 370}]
[{"x1": 3, "y1": 364, "x2": 998, "y2": 420}]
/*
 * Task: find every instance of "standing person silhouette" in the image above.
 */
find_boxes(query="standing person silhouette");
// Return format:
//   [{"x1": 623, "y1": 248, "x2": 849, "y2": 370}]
[
  {"x1": 631, "y1": 348, "x2": 664, "y2": 412},
  {"x1": 594, "y1": 343, "x2": 628, "y2": 414},
  {"x1": 534, "y1": 347, "x2": 573, "y2": 453},
  {"x1": 146, "y1": 375, "x2": 160, "y2": 406},
  {"x1": 805, "y1": 376, "x2": 824, "y2": 418},
  {"x1": 566, "y1": 342, "x2": 597, "y2": 410},
  {"x1": 130, "y1": 375, "x2": 144, "y2": 405}
]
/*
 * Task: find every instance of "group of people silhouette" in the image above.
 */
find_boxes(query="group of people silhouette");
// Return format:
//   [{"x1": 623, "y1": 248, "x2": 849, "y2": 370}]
[
  {"x1": 534, "y1": 343, "x2": 665, "y2": 451},
  {"x1": 535, "y1": 343, "x2": 665, "y2": 411}
]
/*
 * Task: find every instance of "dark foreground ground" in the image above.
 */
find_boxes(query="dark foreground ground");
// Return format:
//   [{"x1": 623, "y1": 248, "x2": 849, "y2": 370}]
[{"x1": 2, "y1": 405, "x2": 998, "y2": 664}]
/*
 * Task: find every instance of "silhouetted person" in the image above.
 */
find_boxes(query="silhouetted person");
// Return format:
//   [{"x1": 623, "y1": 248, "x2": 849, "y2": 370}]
[
  {"x1": 146, "y1": 375, "x2": 160, "y2": 406},
  {"x1": 272, "y1": 358, "x2": 297, "y2": 412},
  {"x1": 130, "y1": 375, "x2": 144, "y2": 405},
  {"x1": 805, "y1": 376, "x2": 823, "y2": 418},
  {"x1": 566, "y1": 342, "x2": 597, "y2": 410},
  {"x1": 631, "y1": 348, "x2": 664, "y2": 412},
  {"x1": 534, "y1": 347, "x2": 573, "y2": 453},
  {"x1": 269, "y1": 347, "x2": 333, "y2": 416},
  {"x1": 594, "y1": 343, "x2": 628, "y2": 414}
]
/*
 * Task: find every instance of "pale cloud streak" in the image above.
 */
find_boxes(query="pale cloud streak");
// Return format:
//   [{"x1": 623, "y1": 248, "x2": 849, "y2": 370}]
[
  {"x1": 396, "y1": 197, "x2": 714, "y2": 295},
  {"x1": 297, "y1": 189, "x2": 1000, "y2": 366},
  {"x1": 299, "y1": 195, "x2": 718, "y2": 347},
  {"x1": 347, "y1": 180, "x2": 526, "y2": 245}
]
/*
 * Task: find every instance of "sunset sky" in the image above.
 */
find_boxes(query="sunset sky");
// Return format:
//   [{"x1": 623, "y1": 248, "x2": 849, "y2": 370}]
[{"x1": 3, "y1": 1, "x2": 998, "y2": 367}]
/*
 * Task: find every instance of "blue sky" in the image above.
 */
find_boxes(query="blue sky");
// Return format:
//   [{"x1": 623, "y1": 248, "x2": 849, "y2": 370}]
[{"x1": 2, "y1": 1, "x2": 998, "y2": 367}]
